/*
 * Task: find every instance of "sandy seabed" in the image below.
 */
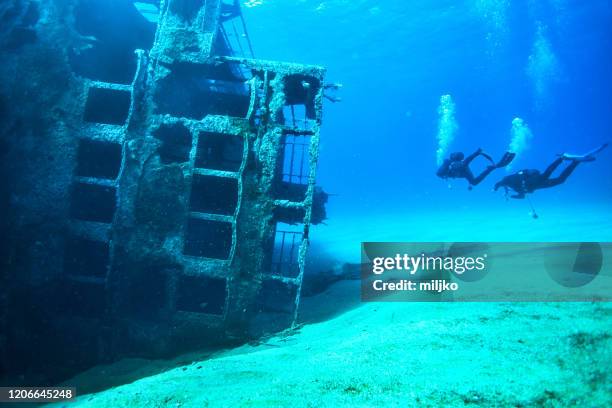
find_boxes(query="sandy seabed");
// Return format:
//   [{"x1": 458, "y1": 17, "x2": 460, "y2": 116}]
[
  {"x1": 47, "y1": 205, "x2": 612, "y2": 407},
  {"x1": 49, "y1": 296, "x2": 611, "y2": 407}
]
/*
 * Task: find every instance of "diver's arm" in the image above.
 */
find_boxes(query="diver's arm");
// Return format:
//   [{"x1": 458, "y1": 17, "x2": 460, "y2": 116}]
[{"x1": 494, "y1": 181, "x2": 523, "y2": 198}]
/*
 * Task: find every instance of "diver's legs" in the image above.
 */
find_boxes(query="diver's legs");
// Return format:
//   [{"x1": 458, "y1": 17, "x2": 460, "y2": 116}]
[
  {"x1": 464, "y1": 167, "x2": 476, "y2": 185},
  {"x1": 469, "y1": 165, "x2": 496, "y2": 186},
  {"x1": 561, "y1": 143, "x2": 608, "y2": 162},
  {"x1": 541, "y1": 157, "x2": 564, "y2": 179},
  {"x1": 542, "y1": 160, "x2": 580, "y2": 188}
]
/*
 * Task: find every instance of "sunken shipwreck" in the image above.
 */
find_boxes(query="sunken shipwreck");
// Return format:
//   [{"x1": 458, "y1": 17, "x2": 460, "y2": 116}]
[{"x1": 0, "y1": 0, "x2": 332, "y2": 384}]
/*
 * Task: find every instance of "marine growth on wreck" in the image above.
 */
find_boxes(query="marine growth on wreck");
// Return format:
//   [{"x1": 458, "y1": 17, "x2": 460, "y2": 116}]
[{"x1": 0, "y1": 0, "x2": 329, "y2": 383}]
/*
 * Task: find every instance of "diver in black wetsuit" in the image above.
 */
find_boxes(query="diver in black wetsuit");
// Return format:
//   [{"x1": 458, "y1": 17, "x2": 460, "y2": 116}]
[
  {"x1": 437, "y1": 148, "x2": 515, "y2": 187},
  {"x1": 494, "y1": 143, "x2": 608, "y2": 199}
]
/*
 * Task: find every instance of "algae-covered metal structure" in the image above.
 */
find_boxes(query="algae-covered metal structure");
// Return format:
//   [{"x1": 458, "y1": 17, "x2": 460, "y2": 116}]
[{"x1": 0, "y1": 0, "x2": 328, "y2": 383}]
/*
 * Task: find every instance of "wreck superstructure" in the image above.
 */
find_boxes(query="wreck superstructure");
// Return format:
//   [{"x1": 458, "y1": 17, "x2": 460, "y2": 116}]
[{"x1": 0, "y1": 0, "x2": 326, "y2": 383}]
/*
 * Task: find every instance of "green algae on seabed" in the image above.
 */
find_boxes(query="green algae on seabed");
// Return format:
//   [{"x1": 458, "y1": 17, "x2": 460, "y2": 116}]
[{"x1": 48, "y1": 301, "x2": 611, "y2": 407}]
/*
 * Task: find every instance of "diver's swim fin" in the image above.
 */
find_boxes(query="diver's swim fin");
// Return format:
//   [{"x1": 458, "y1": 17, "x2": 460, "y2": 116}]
[
  {"x1": 560, "y1": 143, "x2": 608, "y2": 162},
  {"x1": 495, "y1": 152, "x2": 516, "y2": 168},
  {"x1": 585, "y1": 142, "x2": 609, "y2": 156}
]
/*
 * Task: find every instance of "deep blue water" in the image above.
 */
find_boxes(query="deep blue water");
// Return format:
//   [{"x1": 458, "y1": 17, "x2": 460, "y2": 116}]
[{"x1": 242, "y1": 0, "x2": 612, "y2": 241}]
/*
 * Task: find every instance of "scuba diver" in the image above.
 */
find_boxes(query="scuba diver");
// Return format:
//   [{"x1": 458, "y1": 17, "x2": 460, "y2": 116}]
[
  {"x1": 494, "y1": 143, "x2": 608, "y2": 199},
  {"x1": 437, "y1": 148, "x2": 516, "y2": 188}
]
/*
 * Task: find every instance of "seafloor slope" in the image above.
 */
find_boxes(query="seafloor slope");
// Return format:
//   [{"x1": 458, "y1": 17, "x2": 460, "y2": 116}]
[{"x1": 50, "y1": 293, "x2": 611, "y2": 407}]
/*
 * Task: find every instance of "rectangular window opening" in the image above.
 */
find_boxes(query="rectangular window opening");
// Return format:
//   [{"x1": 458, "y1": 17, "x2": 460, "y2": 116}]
[
  {"x1": 195, "y1": 131, "x2": 243, "y2": 171},
  {"x1": 282, "y1": 104, "x2": 314, "y2": 131},
  {"x1": 76, "y1": 139, "x2": 122, "y2": 179},
  {"x1": 83, "y1": 87, "x2": 131, "y2": 125},
  {"x1": 281, "y1": 133, "x2": 310, "y2": 184},
  {"x1": 283, "y1": 74, "x2": 320, "y2": 123},
  {"x1": 268, "y1": 222, "x2": 304, "y2": 278},
  {"x1": 70, "y1": 182, "x2": 117, "y2": 223},
  {"x1": 184, "y1": 218, "x2": 233, "y2": 260},
  {"x1": 176, "y1": 274, "x2": 227, "y2": 315},
  {"x1": 190, "y1": 174, "x2": 238, "y2": 215},
  {"x1": 273, "y1": 133, "x2": 311, "y2": 201}
]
